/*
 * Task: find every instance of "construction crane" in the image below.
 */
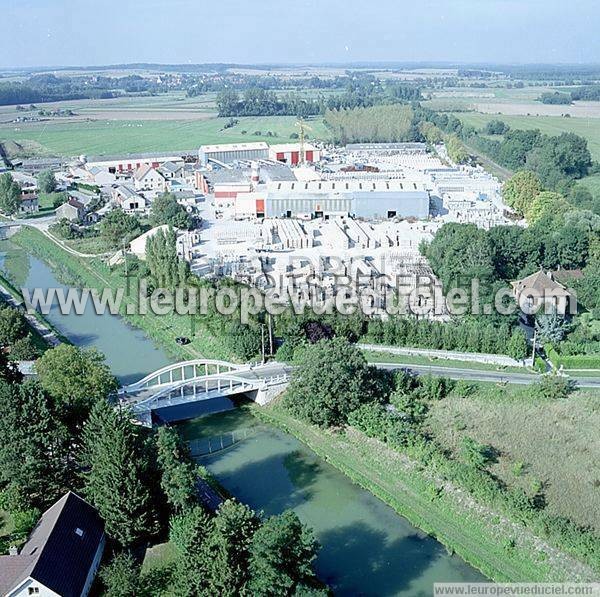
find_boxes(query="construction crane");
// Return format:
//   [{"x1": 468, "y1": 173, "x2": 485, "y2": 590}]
[{"x1": 295, "y1": 119, "x2": 313, "y2": 164}]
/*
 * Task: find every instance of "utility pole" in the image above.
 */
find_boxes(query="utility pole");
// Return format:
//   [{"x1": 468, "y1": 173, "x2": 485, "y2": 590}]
[{"x1": 267, "y1": 312, "x2": 274, "y2": 356}]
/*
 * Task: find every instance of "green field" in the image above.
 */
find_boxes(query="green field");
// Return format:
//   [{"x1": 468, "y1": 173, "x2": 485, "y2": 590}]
[
  {"x1": 454, "y1": 112, "x2": 600, "y2": 161},
  {"x1": 0, "y1": 115, "x2": 330, "y2": 157}
]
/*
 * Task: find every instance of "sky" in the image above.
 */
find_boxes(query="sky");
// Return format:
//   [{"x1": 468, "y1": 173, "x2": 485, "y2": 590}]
[{"x1": 1, "y1": 0, "x2": 599, "y2": 68}]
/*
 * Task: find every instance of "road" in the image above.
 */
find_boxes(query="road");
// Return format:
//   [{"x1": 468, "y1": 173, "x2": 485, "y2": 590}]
[{"x1": 370, "y1": 362, "x2": 600, "y2": 389}]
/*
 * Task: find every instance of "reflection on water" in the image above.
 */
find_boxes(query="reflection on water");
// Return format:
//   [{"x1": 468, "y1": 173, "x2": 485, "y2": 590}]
[
  {"x1": 180, "y1": 409, "x2": 484, "y2": 596},
  {"x1": 0, "y1": 240, "x2": 171, "y2": 381}
]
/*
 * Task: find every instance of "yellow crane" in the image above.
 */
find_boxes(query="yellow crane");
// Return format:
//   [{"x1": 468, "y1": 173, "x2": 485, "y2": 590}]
[{"x1": 295, "y1": 119, "x2": 313, "y2": 164}]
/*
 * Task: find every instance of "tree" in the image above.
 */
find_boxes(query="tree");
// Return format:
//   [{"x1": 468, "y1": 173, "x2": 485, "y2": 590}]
[
  {"x1": 9, "y1": 334, "x2": 41, "y2": 360},
  {"x1": 0, "y1": 380, "x2": 70, "y2": 511},
  {"x1": 170, "y1": 505, "x2": 212, "y2": 596},
  {"x1": 80, "y1": 400, "x2": 156, "y2": 547},
  {"x1": 0, "y1": 172, "x2": 21, "y2": 215},
  {"x1": 507, "y1": 329, "x2": 528, "y2": 361},
  {"x1": 536, "y1": 312, "x2": 570, "y2": 343},
  {"x1": 248, "y1": 510, "x2": 320, "y2": 596},
  {"x1": 145, "y1": 226, "x2": 187, "y2": 291},
  {"x1": 285, "y1": 338, "x2": 376, "y2": 427},
  {"x1": 155, "y1": 427, "x2": 199, "y2": 512},
  {"x1": 100, "y1": 208, "x2": 142, "y2": 248},
  {"x1": 0, "y1": 306, "x2": 27, "y2": 346},
  {"x1": 151, "y1": 192, "x2": 193, "y2": 229},
  {"x1": 204, "y1": 500, "x2": 259, "y2": 595},
  {"x1": 484, "y1": 119, "x2": 510, "y2": 135},
  {"x1": 99, "y1": 553, "x2": 140, "y2": 597},
  {"x1": 525, "y1": 191, "x2": 570, "y2": 224},
  {"x1": 37, "y1": 169, "x2": 57, "y2": 194},
  {"x1": 502, "y1": 171, "x2": 542, "y2": 216},
  {"x1": 35, "y1": 345, "x2": 118, "y2": 424},
  {"x1": 446, "y1": 134, "x2": 469, "y2": 164},
  {"x1": 422, "y1": 223, "x2": 495, "y2": 291},
  {"x1": 225, "y1": 322, "x2": 262, "y2": 361}
]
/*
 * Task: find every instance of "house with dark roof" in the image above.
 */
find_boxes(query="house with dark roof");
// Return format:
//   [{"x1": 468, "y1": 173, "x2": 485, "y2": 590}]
[{"x1": 0, "y1": 492, "x2": 105, "y2": 597}]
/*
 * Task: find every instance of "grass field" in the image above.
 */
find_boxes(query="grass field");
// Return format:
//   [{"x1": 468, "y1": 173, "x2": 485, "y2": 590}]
[
  {"x1": 427, "y1": 386, "x2": 600, "y2": 533},
  {"x1": 454, "y1": 112, "x2": 600, "y2": 161},
  {"x1": 0, "y1": 114, "x2": 330, "y2": 157},
  {"x1": 254, "y1": 401, "x2": 597, "y2": 582}
]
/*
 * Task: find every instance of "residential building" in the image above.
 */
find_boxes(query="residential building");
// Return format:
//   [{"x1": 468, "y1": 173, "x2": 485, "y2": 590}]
[
  {"x1": 133, "y1": 165, "x2": 166, "y2": 192},
  {"x1": 111, "y1": 185, "x2": 146, "y2": 213},
  {"x1": 56, "y1": 198, "x2": 86, "y2": 222},
  {"x1": 511, "y1": 270, "x2": 576, "y2": 316},
  {"x1": 0, "y1": 492, "x2": 105, "y2": 597}
]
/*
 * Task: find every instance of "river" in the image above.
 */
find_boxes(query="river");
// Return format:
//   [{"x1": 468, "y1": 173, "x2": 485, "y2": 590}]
[{"x1": 0, "y1": 238, "x2": 484, "y2": 595}]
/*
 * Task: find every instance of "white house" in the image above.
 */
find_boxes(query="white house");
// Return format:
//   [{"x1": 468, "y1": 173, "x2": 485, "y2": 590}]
[
  {"x1": 133, "y1": 164, "x2": 166, "y2": 192},
  {"x1": 111, "y1": 185, "x2": 147, "y2": 213},
  {"x1": 0, "y1": 492, "x2": 105, "y2": 597}
]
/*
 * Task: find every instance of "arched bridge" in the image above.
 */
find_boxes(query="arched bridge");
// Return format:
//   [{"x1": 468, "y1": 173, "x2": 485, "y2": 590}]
[{"x1": 118, "y1": 359, "x2": 291, "y2": 426}]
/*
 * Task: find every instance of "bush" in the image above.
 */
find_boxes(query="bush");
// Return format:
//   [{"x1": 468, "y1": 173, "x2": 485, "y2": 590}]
[{"x1": 532, "y1": 374, "x2": 575, "y2": 400}]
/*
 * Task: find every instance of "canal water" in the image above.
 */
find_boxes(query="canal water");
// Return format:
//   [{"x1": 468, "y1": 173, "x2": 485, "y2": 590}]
[{"x1": 0, "y1": 239, "x2": 484, "y2": 595}]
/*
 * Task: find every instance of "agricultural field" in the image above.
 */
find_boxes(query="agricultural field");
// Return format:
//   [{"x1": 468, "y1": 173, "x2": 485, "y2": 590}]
[
  {"x1": 0, "y1": 114, "x2": 330, "y2": 157},
  {"x1": 424, "y1": 85, "x2": 600, "y2": 118},
  {"x1": 426, "y1": 386, "x2": 600, "y2": 533},
  {"x1": 454, "y1": 112, "x2": 600, "y2": 161}
]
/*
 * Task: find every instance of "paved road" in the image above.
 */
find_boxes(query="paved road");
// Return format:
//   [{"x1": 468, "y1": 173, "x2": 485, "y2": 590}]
[{"x1": 370, "y1": 362, "x2": 600, "y2": 389}]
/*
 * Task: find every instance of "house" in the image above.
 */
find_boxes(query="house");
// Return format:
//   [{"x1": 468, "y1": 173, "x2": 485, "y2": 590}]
[
  {"x1": 56, "y1": 198, "x2": 86, "y2": 222},
  {"x1": 511, "y1": 270, "x2": 576, "y2": 316},
  {"x1": 86, "y1": 166, "x2": 116, "y2": 186},
  {"x1": 111, "y1": 185, "x2": 146, "y2": 213},
  {"x1": 133, "y1": 165, "x2": 166, "y2": 192},
  {"x1": 0, "y1": 492, "x2": 105, "y2": 597},
  {"x1": 18, "y1": 187, "x2": 39, "y2": 214},
  {"x1": 158, "y1": 161, "x2": 184, "y2": 181}
]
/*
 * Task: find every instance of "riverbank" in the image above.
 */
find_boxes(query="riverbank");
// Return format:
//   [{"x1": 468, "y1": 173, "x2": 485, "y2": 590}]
[
  {"x1": 251, "y1": 401, "x2": 598, "y2": 583},
  {"x1": 10, "y1": 226, "x2": 234, "y2": 362}
]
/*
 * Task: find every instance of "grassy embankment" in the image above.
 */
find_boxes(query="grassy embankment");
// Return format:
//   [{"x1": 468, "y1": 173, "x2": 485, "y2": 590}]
[
  {"x1": 0, "y1": 265, "x2": 68, "y2": 348},
  {"x1": 11, "y1": 226, "x2": 235, "y2": 361},
  {"x1": 362, "y1": 349, "x2": 532, "y2": 374},
  {"x1": 253, "y1": 400, "x2": 599, "y2": 583}
]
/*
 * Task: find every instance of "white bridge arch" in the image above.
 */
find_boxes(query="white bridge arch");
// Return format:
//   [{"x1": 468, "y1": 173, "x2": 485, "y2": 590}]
[{"x1": 119, "y1": 359, "x2": 291, "y2": 425}]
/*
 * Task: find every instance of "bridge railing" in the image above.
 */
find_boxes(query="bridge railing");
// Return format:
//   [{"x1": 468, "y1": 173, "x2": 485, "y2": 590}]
[{"x1": 121, "y1": 359, "x2": 246, "y2": 393}]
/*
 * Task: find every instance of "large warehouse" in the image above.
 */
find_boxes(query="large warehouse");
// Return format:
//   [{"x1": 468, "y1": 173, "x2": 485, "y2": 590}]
[
  {"x1": 199, "y1": 142, "x2": 269, "y2": 165},
  {"x1": 264, "y1": 180, "x2": 430, "y2": 219}
]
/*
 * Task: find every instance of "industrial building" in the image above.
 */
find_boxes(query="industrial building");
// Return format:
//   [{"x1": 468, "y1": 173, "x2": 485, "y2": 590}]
[
  {"x1": 268, "y1": 143, "x2": 320, "y2": 164},
  {"x1": 84, "y1": 152, "x2": 189, "y2": 174},
  {"x1": 264, "y1": 180, "x2": 430, "y2": 220},
  {"x1": 198, "y1": 142, "x2": 269, "y2": 165}
]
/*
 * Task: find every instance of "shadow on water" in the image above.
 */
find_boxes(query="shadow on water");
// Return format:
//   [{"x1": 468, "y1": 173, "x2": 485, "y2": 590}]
[{"x1": 317, "y1": 521, "x2": 445, "y2": 597}]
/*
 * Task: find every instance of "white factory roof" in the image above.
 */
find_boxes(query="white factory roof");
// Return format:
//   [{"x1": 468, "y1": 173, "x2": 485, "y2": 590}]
[
  {"x1": 267, "y1": 179, "x2": 425, "y2": 193},
  {"x1": 200, "y1": 142, "x2": 268, "y2": 153}
]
